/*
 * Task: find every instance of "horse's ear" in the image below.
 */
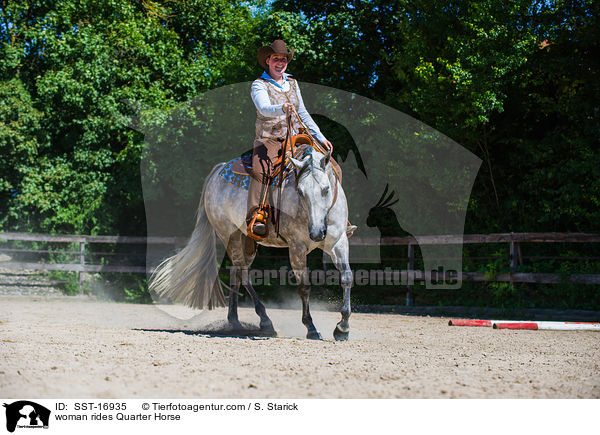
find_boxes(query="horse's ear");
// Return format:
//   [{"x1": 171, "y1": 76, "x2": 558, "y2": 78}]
[
  {"x1": 320, "y1": 150, "x2": 331, "y2": 169},
  {"x1": 289, "y1": 156, "x2": 305, "y2": 170}
]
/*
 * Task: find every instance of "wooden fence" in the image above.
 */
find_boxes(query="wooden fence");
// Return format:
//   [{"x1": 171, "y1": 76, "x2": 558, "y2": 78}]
[
  {"x1": 370, "y1": 232, "x2": 600, "y2": 304},
  {"x1": 1, "y1": 232, "x2": 599, "y2": 305},
  {"x1": 0, "y1": 233, "x2": 186, "y2": 289}
]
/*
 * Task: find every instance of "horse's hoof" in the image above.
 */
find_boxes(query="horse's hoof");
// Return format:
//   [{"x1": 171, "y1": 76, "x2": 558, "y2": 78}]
[
  {"x1": 262, "y1": 328, "x2": 277, "y2": 337},
  {"x1": 307, "y1": 331, "x2": 323, "y2": 340},
  {"x1": 228, "y1": 320, "x2": 244, "y2": 331},
  {"x1": 333, "y1": 327, "x2": 349, "y2": 341},
  {"x1": 260, "y1": 322, "x2": 277, "y2": 337}
]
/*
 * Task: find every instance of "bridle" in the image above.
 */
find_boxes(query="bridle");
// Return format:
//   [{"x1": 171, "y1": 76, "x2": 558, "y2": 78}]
[
  {"x1": 286, "y1": 107, "x2": 339, "y2": 215},
  {"x1": 272, "y1": 106, "x2": 340, "y2": 237}
]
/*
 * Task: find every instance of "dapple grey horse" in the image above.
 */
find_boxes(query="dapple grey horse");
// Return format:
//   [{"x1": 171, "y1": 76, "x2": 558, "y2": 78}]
[{"x1": 149, "y1": 146, "x2": 353, "y2": 340}]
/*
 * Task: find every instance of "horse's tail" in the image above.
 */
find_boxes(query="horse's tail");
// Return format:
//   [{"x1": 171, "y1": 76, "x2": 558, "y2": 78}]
[{"x1": 149, "y1": 164, "x2": 226, "y2": 310}]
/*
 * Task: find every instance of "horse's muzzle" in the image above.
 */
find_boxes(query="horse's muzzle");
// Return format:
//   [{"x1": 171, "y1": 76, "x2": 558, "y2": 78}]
[{"x1": 309, "y1": 224, "x2": 327, "y2": 242}]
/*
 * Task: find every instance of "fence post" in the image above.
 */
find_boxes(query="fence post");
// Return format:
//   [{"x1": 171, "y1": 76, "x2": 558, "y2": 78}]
[
  {"x1": 510, "y1": 235, "x2": 518, "y2": 272},
  {"x1": 79, "y1": 241, "x2": 85, "y2": 293},
  {"x1": 406, "y1": 244, "x2": 414, "y2": 306}
]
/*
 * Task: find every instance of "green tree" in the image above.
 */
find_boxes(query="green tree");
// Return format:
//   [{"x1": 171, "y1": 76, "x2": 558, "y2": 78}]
[
  {"x1": 268, "y1": 0, "x2": 599, "y2": 233},
  {"x1": 0, "y1": 77, "x2": 46, "y2": 229},
  {"x1": 0, "y1": 0, "x2": 261, "y2": 234}
]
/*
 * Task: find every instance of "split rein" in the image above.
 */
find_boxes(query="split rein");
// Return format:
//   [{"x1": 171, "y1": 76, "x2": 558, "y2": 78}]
[
  {"x1": 285, "y1": 106, "x2": 339, "y2": 215},
  {"x1": 272, "y1": 107, "x2": 339, "y2": 237}
]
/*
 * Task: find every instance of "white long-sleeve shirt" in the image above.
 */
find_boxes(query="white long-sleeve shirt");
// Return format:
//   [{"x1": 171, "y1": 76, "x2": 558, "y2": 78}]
[{"x1": 250, "y1": 71, "x2": 327, "y2": 144}]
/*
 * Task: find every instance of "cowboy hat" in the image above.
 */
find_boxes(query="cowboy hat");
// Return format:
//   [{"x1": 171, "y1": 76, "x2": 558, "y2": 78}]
[{"x1": 257, "y1": 40, "x2": 294, "y2": 71}]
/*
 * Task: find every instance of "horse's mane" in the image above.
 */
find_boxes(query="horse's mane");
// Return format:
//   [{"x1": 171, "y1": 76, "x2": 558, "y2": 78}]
[
  {"x1": 292, "y1": 146, "x2": 316, "y2": 182},
  {"x1": 299, "y1": 146, "x2": 313, "y2": 159}
]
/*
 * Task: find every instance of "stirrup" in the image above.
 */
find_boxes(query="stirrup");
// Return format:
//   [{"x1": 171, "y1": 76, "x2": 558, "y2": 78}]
[{"x1": 247, "y1": 207, "x2": 269, "y2": 240}]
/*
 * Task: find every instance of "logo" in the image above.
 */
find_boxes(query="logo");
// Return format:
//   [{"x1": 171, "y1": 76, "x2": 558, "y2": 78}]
[{"x1": 3, "y1": 401, "x2": 50, "y2": 433}]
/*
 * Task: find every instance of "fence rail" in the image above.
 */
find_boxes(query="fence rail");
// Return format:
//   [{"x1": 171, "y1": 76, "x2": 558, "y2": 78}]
[
  {"x1": 1, "y1": 232, "x2": 599, "y2": 305},
  {"x1": 0, "y1": 232, "x2": 187, "y2": 289}
]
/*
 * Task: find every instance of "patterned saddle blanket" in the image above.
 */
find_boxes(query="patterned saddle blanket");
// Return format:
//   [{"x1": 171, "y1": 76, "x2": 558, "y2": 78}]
[{"x1": 218, "y1": 144, "x2": 310, "y2": 190}]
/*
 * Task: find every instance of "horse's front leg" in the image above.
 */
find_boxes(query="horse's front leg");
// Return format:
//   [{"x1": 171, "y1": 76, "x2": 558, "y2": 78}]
[
  {"x1": 329, "y1": 236, "x2": 352, "y2": 341},
  {"x1": 289, "y1": 245, "x2": 322, "y2": 340}
]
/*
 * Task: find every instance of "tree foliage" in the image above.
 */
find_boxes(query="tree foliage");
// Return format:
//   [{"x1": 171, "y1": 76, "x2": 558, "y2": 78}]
[
  {"x1": 0, "y1": 0, "x2": 597, "y2": 237},
  {"x1": 0, "y1": 0, "x2": 260, "y2": 233},
  {"x1": 271, "y1": 0, "x2": 599, "y2": 233}
]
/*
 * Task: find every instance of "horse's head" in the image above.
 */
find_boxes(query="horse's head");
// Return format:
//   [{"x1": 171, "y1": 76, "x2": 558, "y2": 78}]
[{"x1": 289, "y1": 148, "x2": 333, "y2": 242}]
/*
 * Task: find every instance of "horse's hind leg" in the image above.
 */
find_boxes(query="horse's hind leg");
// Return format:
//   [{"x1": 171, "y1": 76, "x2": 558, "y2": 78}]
[
  {"x1": 243, "y1": 277, "x2": 276, "y2": 336},
  {"x1": 289, "y1": 244, "x2": 322, "y2": 340},
  {"x1": 227, "y1": 265, "x2": 243, "y2": 330},
  {"x1": 224, "y1": 232, "x2": 248, "y2": 330},
  {"x1": 225, "y1": 230, "x2": 275, "y2": 336}
]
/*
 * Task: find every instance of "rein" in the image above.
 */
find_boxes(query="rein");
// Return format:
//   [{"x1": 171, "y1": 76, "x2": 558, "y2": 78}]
[
  {"x1": 288, "y1": 107, "x2": 339, "y2": 213},
  {"x1": 288, "y1": 106, "x2": 339, "y2": 214},
  {"x1": 272, "y1": 108, "x2": 340, "y2": 237},
  {"x1": 274, "y1": 112, "x2": 292, "y2": 236},
  {"x1": 327, "y1": 168, "x2": 339, "y2": 215}
]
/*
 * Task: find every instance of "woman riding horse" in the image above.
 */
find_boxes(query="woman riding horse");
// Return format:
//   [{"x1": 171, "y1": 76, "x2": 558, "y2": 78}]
[
  {"x1": 149, "y1": 44, "x2": 355, "y2": 339},
  {"x1": 247, "y1": 40, "x2": 352, "y2": 240}
]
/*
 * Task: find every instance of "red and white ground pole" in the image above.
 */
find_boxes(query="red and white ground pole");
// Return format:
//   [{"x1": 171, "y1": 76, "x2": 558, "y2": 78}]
[{"x1": 449, "y1": 319, "x2": 600, "y2": 331}]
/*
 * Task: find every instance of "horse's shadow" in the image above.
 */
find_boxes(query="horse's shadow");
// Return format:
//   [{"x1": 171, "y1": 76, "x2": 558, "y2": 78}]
[{"x1": 134, "y1": 321, "x2": 277, "y2": 340}]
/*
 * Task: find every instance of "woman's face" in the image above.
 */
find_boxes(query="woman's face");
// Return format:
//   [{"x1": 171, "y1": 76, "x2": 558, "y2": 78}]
[{"x1": 266, "y1": 53, "x2": 288, "y2": 79}]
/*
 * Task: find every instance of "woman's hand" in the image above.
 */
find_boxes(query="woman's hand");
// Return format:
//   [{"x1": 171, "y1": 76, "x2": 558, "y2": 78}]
[
  {"x1": 282, "y1": 103, "x2": 294, "y2": 115},
  {"x1": 321, "y1": 139, "x2": 333, "y2": 152}
]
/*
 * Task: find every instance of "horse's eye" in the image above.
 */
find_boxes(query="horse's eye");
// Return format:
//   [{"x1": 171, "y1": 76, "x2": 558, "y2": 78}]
[{"x1": 321, "y1": 186, "x2": 329, "y2": 196}]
